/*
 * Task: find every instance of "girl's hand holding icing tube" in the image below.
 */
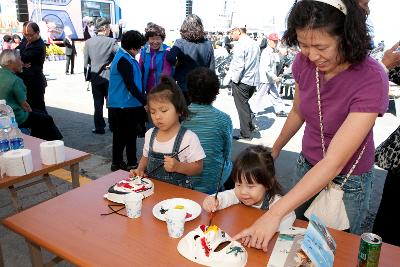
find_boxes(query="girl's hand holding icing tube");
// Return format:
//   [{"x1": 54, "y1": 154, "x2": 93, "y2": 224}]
[
  {"x1": 203, "y1": 195, "x2": 219, "y2": 212},
  {"x1": 130, "y1": 168, "x2": 145, "y2": 178},
  {"x1": 164, "y1": 156, "x2": 179, "y2": 172}
]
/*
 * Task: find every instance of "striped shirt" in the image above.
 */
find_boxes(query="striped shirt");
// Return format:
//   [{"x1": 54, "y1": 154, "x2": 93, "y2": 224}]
[{"x1": 182, "y1": 103, "x2": 233, "y2": 194}]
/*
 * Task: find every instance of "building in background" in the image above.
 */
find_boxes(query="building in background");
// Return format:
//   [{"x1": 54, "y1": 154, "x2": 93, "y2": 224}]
[{"x1": 185, "y1": 0, "x2": 192, "y2": 16}]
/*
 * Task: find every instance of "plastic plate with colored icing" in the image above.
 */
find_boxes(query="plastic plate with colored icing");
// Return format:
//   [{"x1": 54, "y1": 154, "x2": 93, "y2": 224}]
[{"x1": 152, "y1": 198, "x2": 202, "y2": 222}]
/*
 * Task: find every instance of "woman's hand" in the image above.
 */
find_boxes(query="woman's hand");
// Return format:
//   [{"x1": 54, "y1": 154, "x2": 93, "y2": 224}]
[
  {"x1": 164, "y1": 156, "x2": 179, "y2": 172},
  {"x1": 129, "y1": 168, "x2": 145, "y2": 178},
  {"x1": 21, "y1": 101, "x2": 32, "y2": 112},
  {"x1": 232, "y1": 211, "x2": 281, "y2": 252},
  {"x1": 382, "y1": 41, "x2": 400, "y2": 70},
  {"x1": 203, "y1": 195, "x2": 219, "y2": 212},
  {"x1": 271, "y1": 146, "x2": 280, "y2": 160}
]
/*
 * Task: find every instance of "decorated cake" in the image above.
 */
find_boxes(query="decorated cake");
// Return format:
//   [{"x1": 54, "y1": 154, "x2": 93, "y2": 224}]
[
  {"x1": 177, "y1": 225, "x2": 247, "y2": 267},
  {"x1": 105, "y1": 176, "x2": 154, "y2": 203}
]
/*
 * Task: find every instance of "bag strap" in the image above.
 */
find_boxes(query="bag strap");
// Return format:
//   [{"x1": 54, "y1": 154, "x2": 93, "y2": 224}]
[{"x1": 315, "y1": 68, "x2": 366, "y2": 189}]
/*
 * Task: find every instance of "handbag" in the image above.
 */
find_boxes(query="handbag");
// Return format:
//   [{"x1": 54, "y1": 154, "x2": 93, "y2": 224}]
[
  {"x1": 304, "y1": 68, "x2": 366, "y2": 230},
  {"x1": 375, "y1": 125, "x2": 400, "y2": 171}
]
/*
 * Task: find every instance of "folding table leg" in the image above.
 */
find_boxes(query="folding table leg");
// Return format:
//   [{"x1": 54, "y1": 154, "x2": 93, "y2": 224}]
[
  {"x1": 70, "y1": 163, "x2": 80, "y2": 188},
  {"x1": 26, "y1": 239, "x2": 44, "y2": 267},
  {"x1": 7, "y1": 185, "x2": 22, "y2": 212},
  {"x1": 43, "y1": 174, "x2": 58, "y2": 197}
]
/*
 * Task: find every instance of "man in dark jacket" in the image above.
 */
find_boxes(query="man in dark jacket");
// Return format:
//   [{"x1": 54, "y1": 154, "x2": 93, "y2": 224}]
[
  {"x1": 17, "y1": 21, "x2": 48, "y2": 113},
  {"x1": 84, "y1": 18, "x2": 118, "y2": 134},
  {"x1": 63, "y1": 30, "x2": 76, "y2": 75}
]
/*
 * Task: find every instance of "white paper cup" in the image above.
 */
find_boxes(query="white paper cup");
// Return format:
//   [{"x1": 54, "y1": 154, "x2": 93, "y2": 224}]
[
  {"x1": 124, "y1": 193, "x2": 144, "y2": 219},
  {"x1": 165, "y1": 209, "x2": 186, "y2": 238}
]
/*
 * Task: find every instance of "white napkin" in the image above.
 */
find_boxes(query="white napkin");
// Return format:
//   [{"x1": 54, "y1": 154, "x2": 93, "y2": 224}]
[
  {"x1": 1, "y1": 149, "x2": 33, "y2": 176},
  {"x1": 40, "y1": 140, "x2": 65, "y2": 165}
]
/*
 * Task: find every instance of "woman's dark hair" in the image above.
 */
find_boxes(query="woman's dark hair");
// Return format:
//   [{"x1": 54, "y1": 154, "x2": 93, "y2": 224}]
[
  {"x1": 121, "y1": 30, "x2": 146, "y2": 50},
  {"x1": 187, "y1": 67, "x2": 219, "y2": 104},
  {"x1": 26, "y1": 22, "x2": 40, "y2": 33},
  {"x1": 3, "y1": 35, "x2": 12, "y2": 42},
  {"x1": 231, "y1": 145, "x2": 282, "y2": 197},
  {"x1": 148, "y1": 75, "x2": 189, "y2": 121},
  {"x1": 282, "y1": 0, "x2": 371, "y2": 64},
  {"x1": 180, "y1": 14, "x2": 206, "y2": 42},
  {"x1": 145, "y1": 22, "x2": 166, "y2": 41}
]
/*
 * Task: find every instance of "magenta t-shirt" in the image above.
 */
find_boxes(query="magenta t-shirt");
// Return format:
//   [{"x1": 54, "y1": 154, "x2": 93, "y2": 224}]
[{"x1": 292, "y1": 53, "x2": 389, "y2": 175}]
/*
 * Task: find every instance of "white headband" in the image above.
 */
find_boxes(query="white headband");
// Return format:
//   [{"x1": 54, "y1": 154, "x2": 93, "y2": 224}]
[{"x1": 312, "y1": 0, "x2": 347, "y2": 15}]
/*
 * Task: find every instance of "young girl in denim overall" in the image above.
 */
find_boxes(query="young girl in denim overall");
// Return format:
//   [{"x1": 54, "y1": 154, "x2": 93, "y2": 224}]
[
  {"x1": 202, "y1": 145, "x2": 296, "y2": 231},
  {"x1": 130, "y1": 75, "x2": 205, "y2": 189}
]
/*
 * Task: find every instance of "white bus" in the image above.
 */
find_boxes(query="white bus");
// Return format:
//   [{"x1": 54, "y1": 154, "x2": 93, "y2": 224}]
[{"x1": 28, "y1": 0, "x2": 121, "y2": 40}]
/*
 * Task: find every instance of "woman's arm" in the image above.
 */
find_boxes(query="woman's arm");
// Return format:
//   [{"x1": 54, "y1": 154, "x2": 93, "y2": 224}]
[
  {"x1": 166, "y1": 42, "x2": 179, "y2": 66},
  {"x1": 21, "y1": 101, "x2": 32, "y2": 112},
  {"x1": 209, "y1": 43, "x2": 216, "y2": 71},
  {"x1": 233, "y1": 112, "x2": 378, "y2": 251},
  {"x1": 271, "y1": 83, "x2": 304, "y2": 158},
  {"x1": 117, "y1": 57, "x2": 146, "y2": 105},
  {"x1": 162, "y1": 49, "x2": 173, "y2": 75},
  {"x1": 223, "y1": 117, "x2": 233, "y2": 161},
  {"x1": 269, "y1": 196, "x2": 296, "y2": 232}
]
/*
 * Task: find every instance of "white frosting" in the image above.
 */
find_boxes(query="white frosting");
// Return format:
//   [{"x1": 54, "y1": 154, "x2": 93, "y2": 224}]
[
  {"x1": 105, "y1": 176, "x2": 154, "y2": 203},
  {"x1": 177, "y1": 225, "x2": 247, "y2": 267}
]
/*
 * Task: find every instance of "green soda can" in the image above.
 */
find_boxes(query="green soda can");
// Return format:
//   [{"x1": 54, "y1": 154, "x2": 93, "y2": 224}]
[{"x1": 357, "y1": 233, "x2": 382, "y2": 267}]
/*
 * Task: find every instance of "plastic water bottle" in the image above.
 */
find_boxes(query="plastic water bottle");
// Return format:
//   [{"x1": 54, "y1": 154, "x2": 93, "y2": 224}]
[
  {"x1": 0, "y1": 129, "x2": 10, "y2": 153},
  {"x1": 6, "y1": 105, "x2": 17, "y2": 128},
  {"x1": 0, "y1": 99, "x2": 11, "y2": 130},
  {"x1": 0, "y1": 99, "x2": 17, "y2": 127},
  {"x1": 8, "y1": 127, "x2": 24, "y2": 150}
]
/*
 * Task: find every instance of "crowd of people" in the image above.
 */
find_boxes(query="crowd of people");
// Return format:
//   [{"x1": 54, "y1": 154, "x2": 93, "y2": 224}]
[{"x1": 1, "y1": 0, "x2": 400, "y2": 250}]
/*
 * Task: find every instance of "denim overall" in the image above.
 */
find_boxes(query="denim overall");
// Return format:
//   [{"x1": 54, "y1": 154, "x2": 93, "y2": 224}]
[
  {"x1": 147, "y1": 127, "x2": 193, "y2": 189},
  {"x1": 259, "y1": 193, "x2": 271, "y2": 210}
]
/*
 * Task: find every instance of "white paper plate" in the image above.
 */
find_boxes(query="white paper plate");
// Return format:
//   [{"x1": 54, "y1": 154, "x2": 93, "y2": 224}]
[{"x1": 152, "y1": 198, "x2": 201, "y2": 222}]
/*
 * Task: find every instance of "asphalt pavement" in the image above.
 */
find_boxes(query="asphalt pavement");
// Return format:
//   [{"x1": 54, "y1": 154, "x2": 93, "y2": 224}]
[{"x1": 0, "y1": 52, "x2": 399, "y2": 266}]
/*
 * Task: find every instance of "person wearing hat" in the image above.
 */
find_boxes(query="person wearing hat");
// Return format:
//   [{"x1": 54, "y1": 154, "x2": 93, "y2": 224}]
[
  {"x1": 253, "y1": 33, "x2": 287, "y2": 117},
  {"x1": 84, "y1": 17, "x2": 118, "y2": 134}
]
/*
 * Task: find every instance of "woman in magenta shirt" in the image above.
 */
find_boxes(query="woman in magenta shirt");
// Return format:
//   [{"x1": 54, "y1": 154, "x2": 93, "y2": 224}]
[{"x1": 233, "y1": 0, "x2": 388, "y2": 250}]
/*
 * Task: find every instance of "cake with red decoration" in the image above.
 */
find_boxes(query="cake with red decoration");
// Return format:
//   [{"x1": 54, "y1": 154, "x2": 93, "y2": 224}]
[
  {"x1": 177, "y1": 225, "x2": 247, "y2": 267},
  {"x1": 104, "y1": 176, "x2": 154, "y2": 203}
]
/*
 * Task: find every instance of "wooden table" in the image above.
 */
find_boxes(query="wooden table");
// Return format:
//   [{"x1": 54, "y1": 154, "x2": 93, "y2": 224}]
[
  {"x1": 2, "y1": 170, "x2": 400, "y2": 267},
  {"x1": 0, "y1": 134, "x2": 90, "y2": 211}
]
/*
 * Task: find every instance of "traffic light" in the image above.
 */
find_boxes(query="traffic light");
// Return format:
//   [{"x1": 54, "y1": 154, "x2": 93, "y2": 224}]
[{"x1": 185, "y1": 0, "x2": 193, "y2": 16}]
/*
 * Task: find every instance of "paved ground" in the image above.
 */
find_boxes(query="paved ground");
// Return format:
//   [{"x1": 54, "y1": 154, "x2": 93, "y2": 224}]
[{"x1": 1, "y1": 53, "x2": 399, "y2": 266}]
